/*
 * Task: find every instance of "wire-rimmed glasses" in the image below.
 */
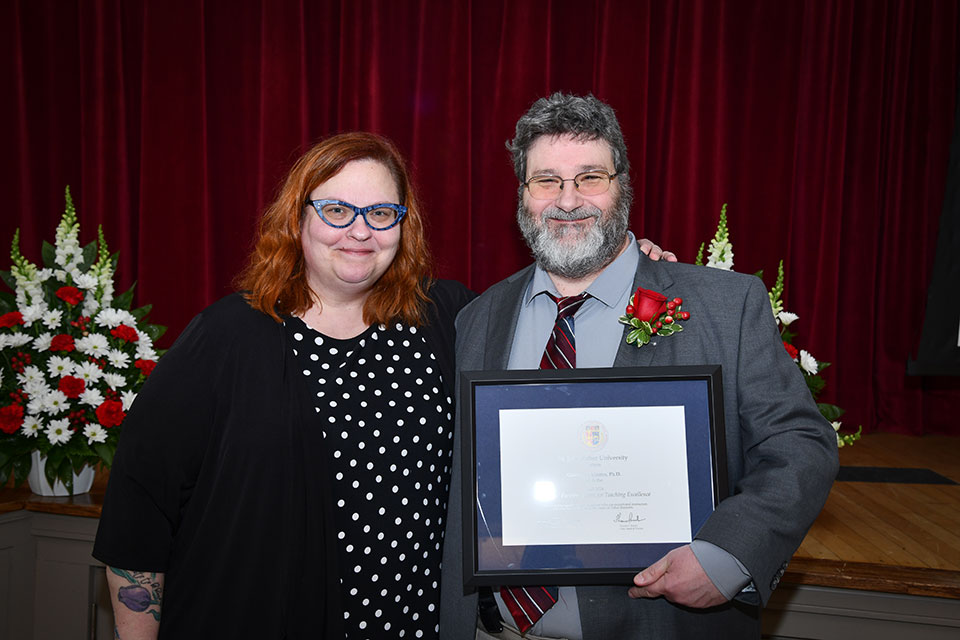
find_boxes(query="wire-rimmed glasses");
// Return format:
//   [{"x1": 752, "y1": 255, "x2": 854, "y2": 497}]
[{"x1": 523, "y1": 170, "x2": 618, "y2": 200}]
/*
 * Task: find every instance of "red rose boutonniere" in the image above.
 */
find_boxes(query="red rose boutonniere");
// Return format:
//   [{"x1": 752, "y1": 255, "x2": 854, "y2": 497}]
[{"x1": 618, "y1": 286, "x2": 691, "y2": 347}]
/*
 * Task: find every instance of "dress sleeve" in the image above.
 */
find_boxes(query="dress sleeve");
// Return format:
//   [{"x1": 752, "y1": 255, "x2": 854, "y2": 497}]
[{"x1": 93, "y1": 310, "x2": 221, "y2": 571}]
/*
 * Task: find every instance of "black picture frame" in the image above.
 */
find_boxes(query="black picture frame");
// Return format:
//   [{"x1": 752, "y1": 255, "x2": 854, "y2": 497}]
[{"x1": 460, "y1": 365, "x2": 727, "y2": 587}]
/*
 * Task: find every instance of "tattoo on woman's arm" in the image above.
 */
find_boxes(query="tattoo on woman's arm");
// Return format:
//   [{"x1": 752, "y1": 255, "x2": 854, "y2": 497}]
[{"x1": 109, "y1": 568, "x2": 163, "y2": 621}]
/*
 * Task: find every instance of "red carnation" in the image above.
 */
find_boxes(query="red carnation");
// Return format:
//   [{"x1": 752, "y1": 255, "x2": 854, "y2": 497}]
[
  {"x1": 56, "y1": 286, "x2": 84, "y2": 305},
  {"x1": 629, "y1": 286, "x2": 668, "y2": 322},
  {"x1": 783, "y1": 341, "x2": 799, "y2": 360},
  {"x1": 111, "y1": 325, "x2": 140, "y2": 342},
  {"x1": 0, "y1": 404, "x2": 25, "y2": 435},
  {"x1": 96, "y1": 400, "x2": 126, "y2": 428},
  {"x1": 135, "y1": 359, "x2": 157, "y2": 377},
  {"x1": 0, "y1": 311, "x2": 24, "y2": 328},
  {"x1": 49, "y1": 334, "x2": 76, "y2": 352},
  {"x1": 58, "y1": 376, "x2": 87, "y2": 399}
]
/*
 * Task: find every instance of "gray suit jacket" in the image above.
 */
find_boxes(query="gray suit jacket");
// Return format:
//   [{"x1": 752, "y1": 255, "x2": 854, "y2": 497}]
[{"x1": 440, "y1": 255, "x2": 839, "y2": 639}]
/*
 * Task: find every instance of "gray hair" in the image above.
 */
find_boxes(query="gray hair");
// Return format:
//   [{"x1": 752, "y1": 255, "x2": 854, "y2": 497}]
[{"x1": 506, "y1": 93, "x2": 630, "y2": 184}]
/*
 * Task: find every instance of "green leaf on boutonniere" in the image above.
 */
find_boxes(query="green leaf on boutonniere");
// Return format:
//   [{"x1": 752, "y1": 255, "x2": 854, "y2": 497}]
[
  {"x1": 641, "y1": 320, "x2": 653, "y2": 333},
  {"x1": 658, "y1": 325, "x2": 675, "y2": 336},
  {"x1": 638, "y1": 331, "x2": 650, "y2": 345},
  {"x1": 626, "y1": 329, "x2": 642, "y2": 344}
]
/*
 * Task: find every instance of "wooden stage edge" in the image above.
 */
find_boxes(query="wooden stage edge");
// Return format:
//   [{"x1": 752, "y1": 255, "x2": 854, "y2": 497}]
[{"x1": 782, "y1": 433, "x2": 960, "y2": 600}]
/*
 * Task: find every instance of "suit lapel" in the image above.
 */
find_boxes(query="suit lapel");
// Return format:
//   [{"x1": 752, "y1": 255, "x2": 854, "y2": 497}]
[
  {"x1": 483, "y1": 266, "x2": 534, "y2": 369},
  {"x1": 613, "y1": 256, "x2": 677, "y2": 368}
]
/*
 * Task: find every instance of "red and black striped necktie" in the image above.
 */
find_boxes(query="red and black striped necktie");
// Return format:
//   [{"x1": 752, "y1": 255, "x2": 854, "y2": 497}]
[
  {"x1": 500, "y1": 292, "x2": 589, "y2": 632},
  {"x1": 539, "y1": 293, "x2": 590, "y2": 370}
]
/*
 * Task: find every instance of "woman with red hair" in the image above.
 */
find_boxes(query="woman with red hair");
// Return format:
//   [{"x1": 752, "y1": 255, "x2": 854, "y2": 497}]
[
  {"x1": 93, "y1": 132, "x2": 670, "y2": 639},
  {"x1": 94, "y1": 132, "x2": 474, "y2": 639}
]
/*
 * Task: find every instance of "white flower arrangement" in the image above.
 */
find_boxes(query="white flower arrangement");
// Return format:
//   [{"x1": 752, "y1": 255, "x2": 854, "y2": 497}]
[
  {"x1": 0, "y1": 187, "x2": 166, "y2": 492},
  {"x1": 696, "y1": 204, "x2": 862, "y2": 447}
]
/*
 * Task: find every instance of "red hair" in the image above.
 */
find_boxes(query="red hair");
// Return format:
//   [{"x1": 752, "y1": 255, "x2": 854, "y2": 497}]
[{"x1": 236, "y1": 132, "x2": 433, "y2": 325}]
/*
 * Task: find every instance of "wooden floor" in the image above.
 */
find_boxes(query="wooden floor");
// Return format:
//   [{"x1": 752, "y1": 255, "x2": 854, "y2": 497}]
[{"x1": 785, "y1": 433, "x2": 960, "y2": 599}]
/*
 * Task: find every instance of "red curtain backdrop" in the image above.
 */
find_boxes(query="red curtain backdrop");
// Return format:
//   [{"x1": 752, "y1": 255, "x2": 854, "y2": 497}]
[{"x1": 2, "y1": 0, "x2": 958, "y2": 435}]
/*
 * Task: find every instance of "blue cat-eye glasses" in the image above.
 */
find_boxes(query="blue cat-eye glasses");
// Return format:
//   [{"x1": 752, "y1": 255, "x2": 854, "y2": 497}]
[{"x1": 306, "y1": 199, "x2": 407, "y2": 230}]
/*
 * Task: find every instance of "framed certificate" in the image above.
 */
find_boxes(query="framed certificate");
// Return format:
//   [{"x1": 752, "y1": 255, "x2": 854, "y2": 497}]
[{"x1": 460, "y1": 365, "x2": 727, "y2": 587}]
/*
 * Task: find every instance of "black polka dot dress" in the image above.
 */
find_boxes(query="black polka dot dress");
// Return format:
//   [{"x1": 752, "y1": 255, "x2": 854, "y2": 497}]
[{"x1": 285, "y1": 317, "x2": 454, "y2": 639}]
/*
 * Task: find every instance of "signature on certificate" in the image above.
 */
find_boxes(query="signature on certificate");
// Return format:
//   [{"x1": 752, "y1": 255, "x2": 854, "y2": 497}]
[{"x1": 614, "y1": 512, "x2": 646, "y2": 523}]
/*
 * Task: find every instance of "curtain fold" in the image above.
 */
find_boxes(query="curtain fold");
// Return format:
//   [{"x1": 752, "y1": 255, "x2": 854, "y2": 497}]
[{"x1": 2, "y1": 0, "x2": 958, "y2": 434}]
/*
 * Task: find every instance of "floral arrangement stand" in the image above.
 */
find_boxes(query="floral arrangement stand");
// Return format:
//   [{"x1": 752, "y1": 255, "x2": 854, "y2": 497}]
[
  {"x1": 695, "y1": 204, "x2": 862, "y2": 447},
  {"x1": 0, "y1": 187, "x2": 164, "y2": 495}
]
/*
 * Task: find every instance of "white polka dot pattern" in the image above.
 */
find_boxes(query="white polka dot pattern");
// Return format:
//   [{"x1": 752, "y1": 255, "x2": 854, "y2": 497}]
[{"x1": 286, "y1": 318, "x2": 453, "y2": 639}]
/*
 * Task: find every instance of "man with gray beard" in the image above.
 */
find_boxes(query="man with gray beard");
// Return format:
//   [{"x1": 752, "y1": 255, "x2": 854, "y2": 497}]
[{"x1": 440, "y1": 93, "x2": 838, "y2": 639}]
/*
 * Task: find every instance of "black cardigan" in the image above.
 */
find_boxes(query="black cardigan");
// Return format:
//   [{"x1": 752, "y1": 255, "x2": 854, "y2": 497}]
[{"x1": 93, "y1": 280, "x2": 475, "y2": 639}]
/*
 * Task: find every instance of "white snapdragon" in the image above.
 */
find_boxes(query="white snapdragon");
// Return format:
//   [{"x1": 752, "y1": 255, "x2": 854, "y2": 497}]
[
  {"x1": 32, "y1": 332, "x2": 53, "y2": 352},
  {"x1": 47, "y1": 355, "x2": 74, "y2": 378},
  {"x1": 103, "y1": 372, "x2": 127, "y2": 389},
  {"x1": 121, "y1": 390, "x2": 138, "y2": 411},
  {"x1": 15, "y1": 283, "x2": 44, "y2": 310},
  {"x1": 80, "y1": 387, "x2": 105, "y2": 408},
  {"x1": 83, "y1": 423, "x2": 108, "y2": 445},
  {"x1": 21, "y1": 415, "x2": 42, "y2": 438},
  {"x1": 42, "y1": 390, "x2": 69, "y2": 415},
  {"x1": 53, "y1": 212, "x2": 81, "y2": 268},
  {"x1": 42, "y1": 308, "x2": 64, "y2": 330},
  {"x1": 54, "y1": 244, "x2": 81, "y2": 268},
  {"x1": 706, "y1": 242, "x2": 734, "y2": 270},
  {"x1": 107, "y1": 349, "x2": 131, "y2": 369},
  {"x1": 45, "y1": 418, "x2": 72, "y2": 445},
  {"x1": 799, "y1": 350, "x2": 819, "y2": 375},
  {"x1": 73, "y1": 361, "x2": 104, "y2": 384},
  {"x1": 831, "y1": 421, "x2": 843, "y2": 447},
  {"x1": 75, "y1": 333, "x2": 110, "y2": 357},
  {"x1": 37, "y1": 268, "x2": 54, "y2": 282}
]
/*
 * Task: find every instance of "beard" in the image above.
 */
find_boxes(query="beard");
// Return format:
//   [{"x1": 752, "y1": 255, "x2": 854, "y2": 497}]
[{"x1": 516, "y1": 182, "x2": 632, "y2": 280}]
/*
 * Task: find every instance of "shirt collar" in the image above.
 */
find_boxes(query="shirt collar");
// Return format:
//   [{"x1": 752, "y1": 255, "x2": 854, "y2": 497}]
[{"x1": 524, "y1": 231, "x2": 640, "y2": 308}]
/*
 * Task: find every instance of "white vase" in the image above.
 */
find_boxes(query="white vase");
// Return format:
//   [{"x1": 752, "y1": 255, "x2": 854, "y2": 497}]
[{"x1": 27, "y1": 451, "x2": 95, "y2": 496}]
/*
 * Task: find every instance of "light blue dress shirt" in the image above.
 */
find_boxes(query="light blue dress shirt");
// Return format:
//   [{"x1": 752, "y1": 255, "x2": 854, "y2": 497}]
[{"x1": 495, "y1": 233, "x2": 751, "y2": 639}]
